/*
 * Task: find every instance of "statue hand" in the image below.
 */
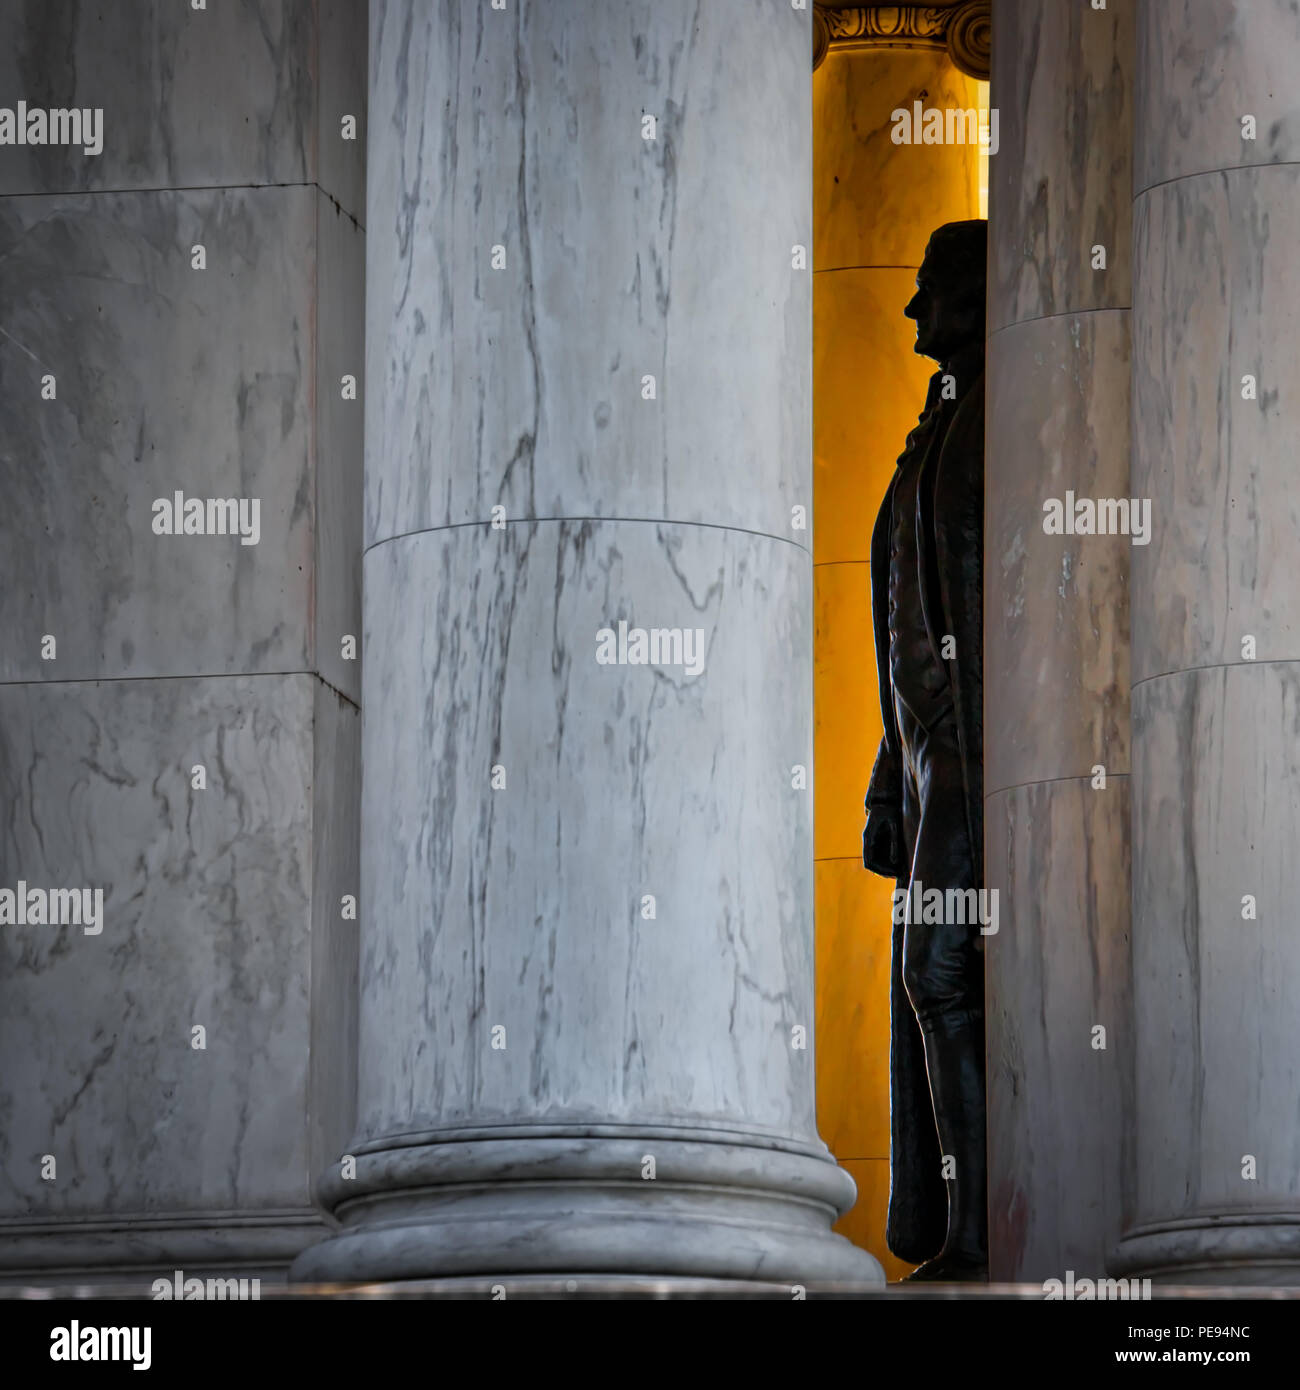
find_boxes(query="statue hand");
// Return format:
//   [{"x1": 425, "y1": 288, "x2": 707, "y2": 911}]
[{"x1": 863, "y1": 803, "x2": 903, "y2": 878}]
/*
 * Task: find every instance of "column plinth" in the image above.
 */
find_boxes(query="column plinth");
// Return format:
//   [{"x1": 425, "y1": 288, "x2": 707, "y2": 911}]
[{"x1": 296, "y1": 1130, "x2": 868, "y2": 1284}]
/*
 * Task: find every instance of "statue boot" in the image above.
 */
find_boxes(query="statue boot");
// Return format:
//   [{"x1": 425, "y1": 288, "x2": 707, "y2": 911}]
[{"x1": 905, "y1": 1007, "x2": 989, "y2": 1282}]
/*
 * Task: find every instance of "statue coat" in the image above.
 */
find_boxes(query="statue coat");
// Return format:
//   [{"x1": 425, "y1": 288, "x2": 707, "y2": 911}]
[{"x1": 864, "y1": 344, "x2": 985, "y2": 1264}]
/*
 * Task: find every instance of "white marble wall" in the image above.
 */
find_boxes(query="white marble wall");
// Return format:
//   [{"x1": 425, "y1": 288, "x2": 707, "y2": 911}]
[
  {"x1": 1115, "y1": 0, "x2": 1300, "y2": 1285},
  {"x1": 985, "y1": 0, "x2": 1134, "y2": 1282},
  {"x1": 0, "y1": 2, "x2": 364, "y2": 1283},
  {"x1": 0, "y1": 678, "x2": 356, "y2": 1276},
  {"x1": 293, "y1": 0, "x2": 882, "y2": 1287}
]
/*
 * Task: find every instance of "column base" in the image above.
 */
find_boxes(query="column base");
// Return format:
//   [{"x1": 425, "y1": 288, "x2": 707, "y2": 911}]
[
  {"x1": 1112, "y1": 1216, "x2": 1300, "y2": 1287},
  {"x1": 290, "y1": 1129, "x2": 884, "y2": 1286},
  {"x1": 291, "y1": 1275, "x2": 839, "y2": 1297}
]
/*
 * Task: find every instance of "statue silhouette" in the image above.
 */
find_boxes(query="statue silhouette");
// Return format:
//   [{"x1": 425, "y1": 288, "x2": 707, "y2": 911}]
[{"x1": 863, "y1": 220, "x2": 988, "y2": 1280}]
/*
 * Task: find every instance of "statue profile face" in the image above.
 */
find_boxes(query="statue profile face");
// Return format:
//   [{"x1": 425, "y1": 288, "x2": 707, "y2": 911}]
[{"x1": 903, "y1": 222, "x2": 987, "y2": 363}]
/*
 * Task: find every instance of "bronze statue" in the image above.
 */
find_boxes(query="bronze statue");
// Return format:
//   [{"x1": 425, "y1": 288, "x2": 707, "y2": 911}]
[{"x1": 863, "y1": 220, "x2": 988, "y2": 1280}]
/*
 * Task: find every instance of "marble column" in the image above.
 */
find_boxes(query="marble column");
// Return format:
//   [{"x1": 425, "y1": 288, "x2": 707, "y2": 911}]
[
  {"x1": 292, "y1": 0, "x2": 881, "y2": 1287},
  {"x1": 1113, "y1": 0, "x2": 1300, "y2": 1285},
  {"x1": 0, "y1": 2, "x2": 364, "y2": 1283},
  {"x1": 811, "y1": 11, "x2": 983, "y2": 1280},
  {"x1": 984, "y1": 0, "x2": 1134, "y2": 1281}
]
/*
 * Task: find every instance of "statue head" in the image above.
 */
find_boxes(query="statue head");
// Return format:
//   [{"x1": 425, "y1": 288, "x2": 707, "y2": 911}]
[{"x1": 904, "y1": 220, "x2": 987, "y2": 363}]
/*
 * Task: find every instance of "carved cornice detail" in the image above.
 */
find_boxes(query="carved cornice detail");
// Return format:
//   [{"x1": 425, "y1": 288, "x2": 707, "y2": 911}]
[{"x1": 813, "y1": 2, "x2": 990, "y2": 80}]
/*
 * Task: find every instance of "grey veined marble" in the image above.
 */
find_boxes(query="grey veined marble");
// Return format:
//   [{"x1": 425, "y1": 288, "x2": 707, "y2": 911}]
[
  {"x1": 0, "y1": 185, "x2": 362, "y2": 702},
  {"x1": 0, "y1": 188, "x2": 311, "y2": 684},
  {"x1": 362, "y1": 0, "x2": 812, "y2": 547},
  {"x1": 1131, "y1": 165, "x2": 1300, "y2": 684},
  {"x1": 297, "y1": 517, "x2": 880, "y2": 1285},
  {"x1": 985, "y1": 311, "x2": 1131, "y2": 795},
  {"x1": 297, "y1": 0, "x2": 881, "y2": 1288},
  {"x1": 356, "y1": 522, "x2": 814, "y2": 1139},
  {"x1": 0, "y1": 0, "x2": 364, "y2": 1286},
  {"x1": 0, "y1": 0, "x2": 365, "y2": 220},
  {"x1": 985, "y1": 779, "x2": 1132, "y2": 1282},
  {"x1": 0, "y1": 675, "x2": 357, "y2": 1282},
  {"x1": 989, "y1": 0, "x2": 1135, "y2": 332},
  {"x1": 1135, "y1": 0, "x2": 1300, "y2": 194},
  {"x1": 984, "y1": 0, "x2": 1133, "y2": 1286},
  {"x1": 1116, "y1": 665, "x2": 1300, "y2": 1283},
  {"x1": 1118, "y1": 2, "x2": 1300, "y2": 1285}
]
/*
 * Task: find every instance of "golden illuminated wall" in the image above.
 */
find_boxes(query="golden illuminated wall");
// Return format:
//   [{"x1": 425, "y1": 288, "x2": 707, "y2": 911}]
[{"x1": 812, "y1": 41, "x2": 985, "y2": 1280}]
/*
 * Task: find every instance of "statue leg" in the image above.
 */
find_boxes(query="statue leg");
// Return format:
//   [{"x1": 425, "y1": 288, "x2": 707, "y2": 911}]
[
  {"x1": 887, "y1": 736, "x2": 949, "y2": 1263},
  {"x1": 899, "y1": 709, "x2": 987, "y2": 1280}
]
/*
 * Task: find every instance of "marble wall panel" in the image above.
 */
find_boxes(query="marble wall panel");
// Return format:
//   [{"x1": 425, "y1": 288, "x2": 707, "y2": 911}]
[
  {"x1": 1129, "y1": 664, "x2": 1300, "y2": 1226},
  {"x1": 985, "y1": 310, "x2": 1131, "y2": 795},
  {"x1": 1131, "y1": 166, "x2": 1300, "y2": 684},
  {"x1": 989, "y1": 0, "x2": 1134, "y2": 332},
  {"x1": 0, "y1": 1, "x2": 317, "y2": 197},
  {"x1": 0, "y1": 1, "x2": 363, "y2": 1287},
  {"x1": 1135, "y1": 0, "x2": 1300, "y2": 195},
  {"x1": 357, "y1": 520, "x2": 818, "y2": 1144},
  {"x1": 307, "y1": 680, "x2": 360, "y2": 1204},
  {"x1": 0, "y1": 675, "x2": 323, "y2": 1241},
  {"x1": 314, "y1": 190, "x2": 365, "y2": 704},
  {"x1": 985, "y1": 778, "x2": 1132, "y2": 1281},
  {"x1": 319, "y1": 0, "x2": 369, "y2": 224},
  {"x1": 363, "y1": 0, "x2": 811, "y2": 545},
  {"x1": 0, "y1": 186, "x2": 335, "y2": 685},
  {"x1": 0, "y1": 0, "x2": 363, "y2": 211}
]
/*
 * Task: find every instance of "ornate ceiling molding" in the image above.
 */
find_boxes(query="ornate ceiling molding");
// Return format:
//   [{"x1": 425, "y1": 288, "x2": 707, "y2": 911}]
[{"x1": 813, "y1": 2, "x2": 991, "y2": 81}]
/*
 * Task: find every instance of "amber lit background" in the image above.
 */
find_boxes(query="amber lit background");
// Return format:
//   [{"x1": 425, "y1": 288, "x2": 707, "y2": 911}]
[{"x1": 812, "y1": 36, "x2": 987, "y2": 1280}]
